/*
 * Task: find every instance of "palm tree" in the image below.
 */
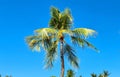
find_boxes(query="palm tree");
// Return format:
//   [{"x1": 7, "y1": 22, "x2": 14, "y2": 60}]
[
  {"x1": 66, "y1": 69, "x2": 75, "y2": 77},
  {"x1": 98, "y1": 74, "x2": 103, "y2": 77},
  {"x1": 103, "y1": 71, "x2": 110, "y2": 77},
  {"x1": 26, "y1": 7, "x2": 97, "y2": 77},
  {"x1": 91, "y1": 73, "x2": 97, "y2": 77}
]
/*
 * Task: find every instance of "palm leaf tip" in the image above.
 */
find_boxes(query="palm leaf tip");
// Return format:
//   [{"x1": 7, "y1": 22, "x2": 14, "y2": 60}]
[
  {"x1": 26, "y1": 36, "x2": 36, "y2": 47},
  {"x1": 64, "y1": 44, "x2": 79, "y2": 68},
  {"x1": 73, "y1": 28, "x2": 97, "y2": 38},
  {"x1": 50, "y1": 6, "x2": 60, "y2": 15},
  {"x1": 71, "y1": 58, "x2": 79, "y2": 68},
  {"x1": 44, "y1": 41, "x2": 58, "y2": 69},
  {"x1": 71, "y1": 36, "x2": 98, "y2": 52},
  {"x1": 84, "y1": 40, "x2": 99, "y2": 52},
  {"x1": 25, "y1": 36, "x2": 41, "y2": 52},
  {"x1": 64, "y1": 8, "x2": 73, "y2": 21}
]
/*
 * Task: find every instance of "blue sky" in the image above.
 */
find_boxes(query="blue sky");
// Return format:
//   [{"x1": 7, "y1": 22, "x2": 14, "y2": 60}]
[{"x1": 0, "y1": 0, "x2": 120, "y2": 77}]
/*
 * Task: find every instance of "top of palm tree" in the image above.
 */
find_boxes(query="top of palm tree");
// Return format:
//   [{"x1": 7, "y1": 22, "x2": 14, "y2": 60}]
[
  {"x1": 66, "y1": 69, "x2": 75, "y2": 77},
  {"x1": 103, "y1": 71, "x2": 110, "y2": 77},
  {"x1": 91, "y1": 73, "x2": 97, "y2": 77},
  {"x1": 49, "y1": 7, "x2": 73, "y2": 30}
]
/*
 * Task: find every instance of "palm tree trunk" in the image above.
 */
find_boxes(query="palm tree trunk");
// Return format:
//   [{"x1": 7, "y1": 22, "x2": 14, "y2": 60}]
[{"x1": 60, "y1": 40, "x2": 64, "y2": 77}]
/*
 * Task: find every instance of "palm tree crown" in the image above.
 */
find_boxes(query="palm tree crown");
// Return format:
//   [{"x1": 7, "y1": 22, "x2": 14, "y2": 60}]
[
  {"x1": 103, "y1": 71, "x2": 110, "y2": 77},
  {"x1": 66, "y1": 69, "x2": 75, "y2": 77},
  {"x1": 26, "y1": 7, "x2": 97, "y2": 77},
  {"x1": 91, "y1": 73, "x2": 97, "y2": 77}
]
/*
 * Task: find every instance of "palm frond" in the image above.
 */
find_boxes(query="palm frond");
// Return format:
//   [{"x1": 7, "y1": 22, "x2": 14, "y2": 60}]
[
  {"x1": 64, "y1": 8, "x2": 72, "y2": 22},
  {"x1": 26, "y1": 36, "x2": 42, "y2": 52},
  {"x1": 35, "y1": 28, "x2": 57, "y2": 35},
  {"x1": 50, "y1": 6, "x2": 60, "y2": 19},
  {"x1": 71, "y1": 36, "x2": 85, "y2": 47},
  {"x1": 58, "y1": 29, "x2": 73, "y2": 38},
  {"x1": 35, "y1": 28, "x2": 57, "y2": 39},
  {"x1": 26, "y1": 36, "x2": 39, "y2": 44},
  {"x1": 64, "y1": 43, "x2": 79, "y2": 68},
  {"x1": 41, "y1": 38, "x2": 52, "y2": 51},
  {"x1": 73, "y1": 28, "x2": 96, "y2": 38},
  {"x1": 49, "y1": 7, "x2": 73, "y2": 29},
  {"x1": 45, "y1": 40, "x2": 58, "y2": 68},
  {"x1": 60, "y1": 8, "x2": 73, "y2": 29},
  {"x1": 71, "y1": 36, "x2": 98, "y2": 51},
  {"x1": 83, "y1": 39, "x2": 98, "y2": 51},
  {"x1": 49, "y1": 7, "x2": 61, "y2": 29}
]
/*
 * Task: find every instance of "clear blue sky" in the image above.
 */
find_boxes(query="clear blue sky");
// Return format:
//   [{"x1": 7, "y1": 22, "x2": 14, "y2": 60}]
[{"x1": 0, "y1": 0, "x2": 120, "y2": 77}]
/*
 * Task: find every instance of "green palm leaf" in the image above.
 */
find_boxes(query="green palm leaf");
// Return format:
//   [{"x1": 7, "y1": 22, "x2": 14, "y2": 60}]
[
  {"x1": 60, "y1": 29, "x2": 73, "y2": 36},
  {"x1": 71, "y1": 36, "x2": 98, "y2": 51},
  {"x1": 49, "y1": 7, "x2": 73, "y2": 30},
  {"x1": 91, "y1": 73, "x2": 97, "y2": 77},
  {"x1": 49, "y1": 7, "x2": 61, "y2": 29},
  {"x1": 66, "y1": 69, "x2": 75, "y2": 77},
  {"x1": 45, "y1": 40, "x2": 58, "y2": 68},
  {"x1": 26, "y1": 36, "x2": 42, "y2": 51},
  {"x1": 60, "y1": 9, "x2": 73, "y2": 29},
  {"x1": 64, "y1": 43, "x2": 79, "y2": 68},
  {"x1": 35, "y1": 28, "x2": 57, "y2": 39},
  {"x1": 73, "y1": 28, "x2": 96, "y2": 38}
]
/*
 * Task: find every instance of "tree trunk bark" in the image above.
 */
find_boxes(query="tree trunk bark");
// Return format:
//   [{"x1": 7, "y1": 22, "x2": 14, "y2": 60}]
[{"x1": 60, "y1": 40, "x2": 64, "y2": 77}]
